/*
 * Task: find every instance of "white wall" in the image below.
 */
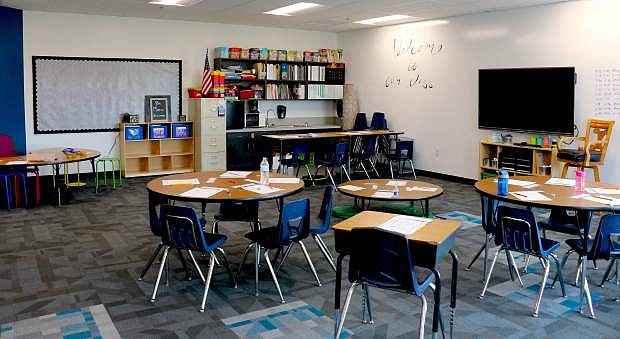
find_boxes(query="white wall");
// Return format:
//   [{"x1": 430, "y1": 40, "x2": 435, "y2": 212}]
[
  {"x1": 339, "y1": 0, "x2": 620, "y2": 182},
  {"x1": 22, "y1": 11, "x2": 337, "y2": 172}
]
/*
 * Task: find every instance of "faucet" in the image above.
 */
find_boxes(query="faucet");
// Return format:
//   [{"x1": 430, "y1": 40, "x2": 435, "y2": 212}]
[{"x1": 266, "y1": 109, "x2": 275, "y2": 127}]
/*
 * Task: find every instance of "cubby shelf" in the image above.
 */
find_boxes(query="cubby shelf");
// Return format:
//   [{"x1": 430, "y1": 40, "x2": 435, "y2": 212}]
[{"x1": 120, "y1": 122, "x2": 194, "y2": 178}]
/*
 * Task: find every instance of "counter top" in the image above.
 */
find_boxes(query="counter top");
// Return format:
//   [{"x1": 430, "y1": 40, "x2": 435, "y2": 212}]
[{"x1": 226, "y1": 124, "x2": 342, "y2": 133}]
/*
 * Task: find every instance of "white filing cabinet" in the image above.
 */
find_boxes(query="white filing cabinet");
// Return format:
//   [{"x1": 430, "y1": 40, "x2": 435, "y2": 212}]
[{"x1": 190, "y1": 98, "x2": 227, "y2": 171}]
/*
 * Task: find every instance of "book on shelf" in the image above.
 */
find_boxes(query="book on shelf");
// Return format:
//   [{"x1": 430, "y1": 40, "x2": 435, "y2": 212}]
[
  {"x1": 307, "y1": 65, "x2": 326, "y2": 81},
  {"x1": 307, "y1": 84, "x2": 343, "y2": 99},
  {"x1": 266, "y1": 84, "x2": 306, "y2": 100}
]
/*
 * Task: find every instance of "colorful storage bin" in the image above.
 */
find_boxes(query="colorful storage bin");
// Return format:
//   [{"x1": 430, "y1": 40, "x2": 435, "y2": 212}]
[
  {"x1": 214, "y1": 47, "x2": 228, "y2": 58},
  {"x1": 149, "y1": 124, "x2": 168, "y2": 139},
  {"x1": 172, "y1": 123, "x2": 191, "y2": 138},
  {"x1": 125, "y1": 125, "x2": 144, "y2": 140}
]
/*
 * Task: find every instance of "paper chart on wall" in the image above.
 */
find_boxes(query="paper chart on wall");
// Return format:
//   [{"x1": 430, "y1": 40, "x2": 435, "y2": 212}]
[{"x1": 594, "y1": 68, "x2": 620, "y2": 116}]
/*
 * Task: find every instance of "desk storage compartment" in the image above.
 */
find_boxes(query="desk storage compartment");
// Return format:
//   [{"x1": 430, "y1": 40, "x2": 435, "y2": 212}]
[
  {"x1": 172, "y1": 123, "x2": 191, "y2": 138},
  {"x1": 125, "y1": 125, "x2": 144, "y2": 141},
  {"x1": 149, "y1": 124, "x2": 168, "y2": 139}
]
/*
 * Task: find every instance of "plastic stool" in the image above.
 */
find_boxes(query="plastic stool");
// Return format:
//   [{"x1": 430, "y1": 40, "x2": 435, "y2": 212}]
[
  {"x1": 95, "y1": 157, "x2": 122, "y2": 193},
  {"x1": 64, "y1": 163, "x2": 87, "y2": 188}
]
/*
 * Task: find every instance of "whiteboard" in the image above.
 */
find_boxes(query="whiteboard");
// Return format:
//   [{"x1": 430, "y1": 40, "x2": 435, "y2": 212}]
[{"x1": 33, "y1": 56, "x2": 181, "y2": 133}]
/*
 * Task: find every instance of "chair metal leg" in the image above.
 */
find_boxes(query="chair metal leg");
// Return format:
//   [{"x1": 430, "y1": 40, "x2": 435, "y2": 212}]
[
  {"x1": 551, "y1": 249, "x2": 573, "y2": 287},
  {"x1": 533, "y1": 258, "x2": 550, "y2": 317},
  {"x1": 176, "y1": 248, "x2": 192, "y2": 281},
  {"x1": 579, "y1": 258, "x2": 596, "y2": 318},
  {"x1": 215, "y1": 247, "x2": 237, "y2": 288},
  {"x1": 199, "y1": 254, "x2": 216, "y2": 312},
  {"x1": 369, "y1": 160, "x2": 379, "y2": 178},
  {"x1": 409, "y1": 159, "x2": 417, "y2": 180},
  {"x1": 507, "y1": 251, "x2": 524, "y2": 287},
  {"x1": 523, "y1": 255, "x2": 530, "y2": 274},
  {"x1": 335, "y1": 282, "x2": 357, "y2": 339},
  {"x1": 325, "y1": 168, "x2": 336, "y2": 187},
  {"x1": 236, "y1": 243, "x2": 254, "y2": 282},
  {"x1": 255, "y1": 244, "x2": 261, "y2": 297},
  {"x1": 359, "y1": 162, "x2": 370, "y2": 179},
  {"x1": 418, "y1": 294, "x2": 428, "y2": 339},
  {"x1": 389, "y1": 160, "x2": 395, "y2": 179},
  {"x1": 341, "y1": 165, "x2": 351, "y2": 181},
  {"x1": 187, "y1": 250, "x2": 206, "y2": 283},
  {"x1": 275, "y1": 243, "x2": 294, "y2": 274},
  {"x1": 299, "y1": 240, "x2": 321, "y2": 286},
  {"x1": 600, "y1": 258, "x2": 616, "y2": 287},
  {"x1": 264, "y1": 249, "x2": 285, "y2": 303},
  {"x1": 465, "y1": 242, "x2": 485, "y2": 271},
  {"x1": 480, "y1": 246, "x2": 502, "y2": 298},
  {"x1": 313, "y1": 234, "x2": 336, "y2": 271},
  {"x1": 575, "y1": 257, "x2": 582, "y2": 286},
  {"x1": 138, "y1": 243, "x2": 163, "y2": 281},
  {"x1": 550, "y1": 254, "x2": 566, "y2": 297},
  {"x1": 304, "y1": 164, "x2": 315, "y2": 186},
  {"x1": 361, "y1": 283, "x2": 374, "y2": 324},
  {"x1": 150, "y1": 246, "x2": 170, "y2": 302}
]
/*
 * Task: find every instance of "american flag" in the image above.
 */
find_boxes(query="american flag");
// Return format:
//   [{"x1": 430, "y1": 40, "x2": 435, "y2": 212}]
[{"x1": 201, "y1": 50, "x2": 212, "y2": 97}]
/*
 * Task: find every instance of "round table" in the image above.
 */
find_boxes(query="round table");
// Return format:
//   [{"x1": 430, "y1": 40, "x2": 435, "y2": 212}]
[
  {"x1": 0, "y1": 148, "x2": 101, "y2": 206},
  {"x1": 147, "y1": 171, "x2": 304, "y2": 203},
  {"x1": 474, "y1": 175, "x2": 620, "y2": 318},
  {"x1": 337, "y1": 179, "x2": 443, "y2": 217}
]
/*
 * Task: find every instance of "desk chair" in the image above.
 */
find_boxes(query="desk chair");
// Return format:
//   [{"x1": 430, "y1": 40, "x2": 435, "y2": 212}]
[
  {"x1": 480, "y1": 206, "x2": 566, "y2": 317},
  {"x1": 315, "y1": 142, "x2": 350, "y2": 187},
  {"x1": 350, "y1": 136, "x2": 379, "y2": 179},
  {"x1": 353, "y1": 113, "x2": 368, "y2": 131},
  {"x1": 335, "y1": 228, "x2": 435, "y2": 339},
  {"x1": 388, "y1": 140, "x2": 416, "y2": 179},
  {"x1": 276, "y1": 144, "x2": 314, "y2": 185},
  {"x1": 0, "y1": 134, "x2": 38, "y2": 206},
  {"x1": 369, "y1": 112, "x2": 387, "y2": 130},
  {"x1": 558, "y1": 118, "x2": 614, "y2": 182},
  {"x1": 237, "y1": 198, "x2": 320, "y2": 303},
  {"x1": 309, "y1": 186, "x2": 337, "y2": 271},
  {"x1": 551, "y1": 214, "x2": 620, "y2": 318},
  {"x1": 151, "y1": 204, "x2": 235, "y2": 312}
]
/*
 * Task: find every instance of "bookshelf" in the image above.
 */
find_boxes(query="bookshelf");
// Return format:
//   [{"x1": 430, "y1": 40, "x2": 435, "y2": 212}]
[
  {"x1": 479, "y1": 141, "x2": 555, "y2": 178},
  {"x1": 120, "y1": 122, "x2": 194, "y2": 177},
  {"x1": 213, "y1": 58, "x2": 345, "y2": 101}
]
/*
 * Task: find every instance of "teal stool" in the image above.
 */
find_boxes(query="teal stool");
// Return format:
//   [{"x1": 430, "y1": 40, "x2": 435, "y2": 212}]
[{"x1": 95, "y1": 157, "x2": 122, "y2": 193}]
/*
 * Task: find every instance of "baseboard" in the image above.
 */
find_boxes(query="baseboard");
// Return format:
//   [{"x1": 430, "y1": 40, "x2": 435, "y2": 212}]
[{"x1": 415, "y1": 169, "x2": 476, "y2": 185}]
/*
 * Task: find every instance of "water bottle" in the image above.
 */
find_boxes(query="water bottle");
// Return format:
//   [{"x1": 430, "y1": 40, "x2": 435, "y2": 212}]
[
  {"x1": 575, "y1": 170, "x2": 585, "y2": 192},
  {"x1": 260, "y1": 157, "x2": 270, "y2": 185},
  {"x1": 497, "y1": 169, "x2": 508, "y2": 196},
  {"x1": 392, "y1": 185, "x2": 400, "y2": 197}
]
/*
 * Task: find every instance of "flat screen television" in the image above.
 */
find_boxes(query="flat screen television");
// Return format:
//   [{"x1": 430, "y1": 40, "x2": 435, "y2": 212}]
[{"x1": 478, "y1": 67, "x2": 575, "y2": 135}]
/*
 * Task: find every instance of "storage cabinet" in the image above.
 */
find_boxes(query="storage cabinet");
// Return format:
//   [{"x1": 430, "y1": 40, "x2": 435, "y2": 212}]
[
  {"x1": 191, "y1": 98, "x2": 228, "y2": 171},
  {"x1": 120, "y1": 122, "x2": 194, "y2": 177},
  {"x1": 479, "y1": 141, "x2": 555, "y2": 178}
]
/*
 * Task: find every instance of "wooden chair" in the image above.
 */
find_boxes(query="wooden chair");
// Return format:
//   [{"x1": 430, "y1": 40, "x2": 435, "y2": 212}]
[{"x1": 558, "y1": 118, "x2": 615, "y2": 182}]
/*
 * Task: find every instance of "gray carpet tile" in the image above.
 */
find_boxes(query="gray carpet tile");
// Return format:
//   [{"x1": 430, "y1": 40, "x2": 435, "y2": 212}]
[{"x1": 1, "y1": 174, "x2": 619, "y2": 338}]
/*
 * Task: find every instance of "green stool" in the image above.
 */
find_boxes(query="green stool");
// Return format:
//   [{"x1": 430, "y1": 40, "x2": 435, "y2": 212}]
[
  {"x1": 95, "y1": 157, "x2": 122, "y2": 193},
  {"x1": 332, "y1": 204, "x2": 363, "y2": 219}
]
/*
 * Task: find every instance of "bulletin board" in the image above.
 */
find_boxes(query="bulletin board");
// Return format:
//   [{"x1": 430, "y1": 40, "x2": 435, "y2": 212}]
[{"x1": 33, "y1": 56, "x2": 182, "y2": 134}]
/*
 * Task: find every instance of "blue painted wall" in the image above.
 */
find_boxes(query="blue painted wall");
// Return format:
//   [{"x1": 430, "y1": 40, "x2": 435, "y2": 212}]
[{"x1": 0, "y1": 6, "x2": 26, "y2": 154}]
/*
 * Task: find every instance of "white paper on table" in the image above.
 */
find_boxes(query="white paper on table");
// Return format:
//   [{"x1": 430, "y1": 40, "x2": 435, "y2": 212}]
[
  {"x1": 242, "y1": 184, "x2": 283, "y2": 195},
  {"x1": 583, "y1": 195, "x2": 620, "y2": 206},
  {"x1": 231, "y1": 183, "x2": 254, "y2": 189},
  {"x1": 162, "y1": 178, "x2": 200, "y2": 186},
  {"x1": 245, "y1": 179, "x2": 261, "y2": 184},
  {"x1": 585, "y1": 187, "x2": 620, "y2": 195},
  {"x1": 179, "y1": 186, "x2": 225, "y2": 198},
  {"x1": 545, "y1": 178, "x2": 576, "y2": 187},
  {"x1": 338, "y1": 185, "x2": 366, "y2": 191},
  {"x1": 572, "y1": 194, "x2": 591, "y2": 199},
  {"x1": 522, "y1": 184, "x2": 540, "y2": 189},
  {"x1": 406, "y1": 186, "x2": 439, "y2": 192},
  {"x1": 372, "y1": 190, "x2": 395, "y2": 198},
  {"x1": 377, "y1": 215, "x2": 432, "y2": 237},
  {"x1": 206, "y1": 178, "x2": 216, "y2": 183},
  {"x1": 269, "y1": 178, "x2": 301, "y2": 184},
  {"x1": 386, "y1": 180, "x2": 408, "y2": 187},
  {"x1": 219, "y1": 171, "x2": 252, "y2": 178},
  {"x1": 509, "y1": 191, "x2": 552, "y2": 201},
  {"x1": 6, "y1": 161, "x2": 28, "y2": 165},
  {"x1": 493, "y1": 179, "x2": 536, "y2": 187}
]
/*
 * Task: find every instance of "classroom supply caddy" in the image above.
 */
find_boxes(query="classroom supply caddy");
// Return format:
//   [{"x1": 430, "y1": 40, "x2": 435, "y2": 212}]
[{"x1": 120, "y1": 121, "x2": 194, "y2": 177}]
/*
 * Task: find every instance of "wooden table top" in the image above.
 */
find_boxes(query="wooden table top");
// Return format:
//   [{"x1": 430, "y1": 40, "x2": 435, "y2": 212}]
[
  {"x1": 475, "y1": 175, "x2": 620, "y2": 211},
  {"x1": 332, "y1": 211, "x2": 460, "y2": 245},
  {"x1": 337, "y1": 179, "x2": 443, "y2": 201},
  {"x1": 0, "y1": 148, "x2": 101, "y2": 167},
  {"x1": 147, "y1": 171, "x2": 305, "y2": 202},
  {"x1": 262, "y1": 130, "x2": 404, "y2": 140}
]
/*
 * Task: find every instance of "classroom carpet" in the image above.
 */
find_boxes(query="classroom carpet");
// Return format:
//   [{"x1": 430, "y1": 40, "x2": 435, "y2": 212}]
[{"x1": 0, "y1": 174, "x2": 619, "y2": 338}]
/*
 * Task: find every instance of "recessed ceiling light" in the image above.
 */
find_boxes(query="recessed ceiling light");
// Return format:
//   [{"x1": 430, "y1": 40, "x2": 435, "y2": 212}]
[
  {"x1": 148, "y1": 0, "x2": 185, "y2": 6},
  {"x1": 354, "y1": 15, "x2": 412, "y2": 25},
  {"x1": 264, "y1": 2, "x2": 321, "y2": 16}
]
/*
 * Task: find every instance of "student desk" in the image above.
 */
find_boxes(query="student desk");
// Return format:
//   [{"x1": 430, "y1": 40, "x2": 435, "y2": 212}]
[
  {"x1": 262, "y1": 130, "x2": 404, "y2": 174},
  {"x1": 0, "y1": 148, "x2": 100, "y2": 206},
  {"x1": 337, "y1": 179, "x2": 443, "y2": 217},
  {"x1": 332, "y1": 211, "x2": 460, "y2": 339},
  {"x1": 474, "y1": 175, "x2": 620, "y2": 318}
]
